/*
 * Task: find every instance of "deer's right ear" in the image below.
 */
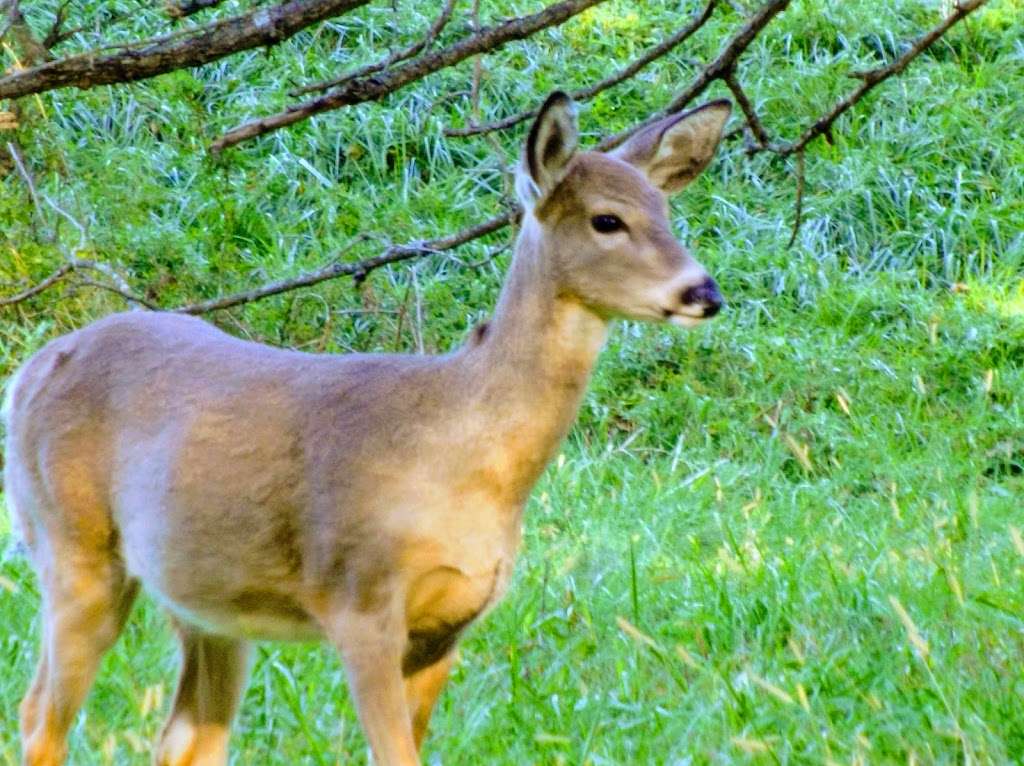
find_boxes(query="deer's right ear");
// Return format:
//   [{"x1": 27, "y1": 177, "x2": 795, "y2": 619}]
[{"x1": 516, "y1": 91, "x2": 578, "y2": 209}]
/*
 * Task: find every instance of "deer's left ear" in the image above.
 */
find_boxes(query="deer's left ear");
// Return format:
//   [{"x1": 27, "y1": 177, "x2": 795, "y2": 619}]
[
  {"x1": 516, "y1": 91, "x2": 579, "y2": 208},
  {"x1": 611, "y1": 100, "x2": 731, "y2": 194}
]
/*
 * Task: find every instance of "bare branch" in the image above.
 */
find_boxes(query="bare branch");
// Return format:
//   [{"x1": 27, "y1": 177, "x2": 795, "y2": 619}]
[
  {"x1": 174, "y1": 211, "x2": 515, "y2": 314},
  {"x1": 41, "y1": 6, "x2": 135, "y2": 50},
  {"x1": 723, "y1": 71, "x2": 770, "y2": 149},
  {"x1": 291, "y1": 0, "x2": 456, "y2": 97},
  {"x1": 769, "y1": 0, "x2": 991, "y2": 157},
  {"x1": 0, "y1": 0, "x2": 370, "y2": 100},
  {"x1": 70, "y1": 275, "x2": 160, "y2": 309},
  {"x1": 0, "y1": 263, "x2": 74, "y2": 306},
  {"x1": 3, "y1": 142, "x2": 148, "y2": 310},
  {"x1": 0, "y1": 259, "x2": 150, "y2": 308},
  {"x1": 6, "y1": 141, "x2": 49, "y2": 240},
  {"x1": 211, "y1": 0, "x2": 607, "y2": 152},
  {"x1": 445, "y1": 0, "x2": 719, "y2": 138},
  {"x1": 40, "y1": 0, "x2": 72, "y2": 49},
  {"x1": 2, "y1": 197, "x2": 515, "y2": 314},
  {"x1": 598, "y1": 0, "x2": 790, "y2": 151},
  {"x1": 786, "y1": 148, "x2": 804, "y2": 248}
]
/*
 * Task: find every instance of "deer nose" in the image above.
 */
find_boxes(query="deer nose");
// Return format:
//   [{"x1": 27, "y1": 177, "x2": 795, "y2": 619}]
[{"x1": 681, "y1": 278, "x2": 723, "y2": 317}]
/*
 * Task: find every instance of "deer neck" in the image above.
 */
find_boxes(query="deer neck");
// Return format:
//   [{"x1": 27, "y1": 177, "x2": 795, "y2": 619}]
[{"x1": 458, "y1": 217, "x2": 608, "y2": 502}]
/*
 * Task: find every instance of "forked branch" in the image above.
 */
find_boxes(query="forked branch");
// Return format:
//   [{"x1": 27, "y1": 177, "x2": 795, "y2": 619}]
[
  {"x1": 765, "y1": 0, "x2": 990, "y2": 157},
  {"x1": 598, "y1": 0, "x2": 790, "y2": 151},
  {"x1": 444, "y1": 0, "x2": 719, "y2": 138}
]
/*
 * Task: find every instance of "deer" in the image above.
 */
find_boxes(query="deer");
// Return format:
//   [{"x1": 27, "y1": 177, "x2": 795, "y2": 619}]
[{"x1": 3, "y1": 91, "x2": 730, "y2": 766}]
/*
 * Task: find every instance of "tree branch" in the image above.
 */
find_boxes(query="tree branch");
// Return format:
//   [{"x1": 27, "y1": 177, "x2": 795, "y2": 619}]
[
  {"x1": 0, "y1": 0, "x2": 369, "y2": 100},
  {"x1": 1, "y1": 0, "x2": 993, "y2": 315},
  {"x1": 173, "y1": 211, "x2": 516, "y2": 314},
  {"x1": 786, "y1": 148, "x2": 804, "y2": 248},
  {"x1": 70, "y1": 275, "x2": 160, "y2": 308},
  {"x1": 598, "y1": 0, "x2": 790, "y2": 151},
  {"x1": 0, "y1": 258, "x2": 153, "y2": 308},
  {"x1": 290, "y1": 0, "x2": 457, "y2": 97},
  {"x1": 0, "y1": 262, "x2": 74, "y2": 306},
  {"x1": 41, "y1": 6, "x2": 135, "y2": 50},
  {"x1": 444, "y1": 0, "x2": 719, "y2": 138},
  {"x1": 211, "y1": 0, "x2": 607, "y2": 152},
  {"x1": 766, "y1": 0, "x2": 991, "y2": 157},
  {"x1": 39, "y1": 0, "x2": 68, "y2": 48},
  {"x1": 723, "y1": 70, "x2": 770, "y2": 149}
]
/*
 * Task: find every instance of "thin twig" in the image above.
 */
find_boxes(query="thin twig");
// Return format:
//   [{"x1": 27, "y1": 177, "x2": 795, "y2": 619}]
[
  {"x1": 290, "y1": 0, "x2": 456, "y2": 97},
  {"x1": 4, "y1": 142, "x2": 147, "y2": 309},
  {"x1": 42, "y1": 7, "x2": 135, "y2": 49},
  {"x1": 9, "y1": 140, "x2": 90, "y2": 253},
  {"x1": 4, "y1": 0, "x2": 52, "y2": 66},
  {"x1": 445, "y1": 0, "x2": 718, "y2": 138},
  {"x1": 755, "y1": 0, "x2": 990, "y2": 243},
  {"x1": 6, "y1": 141, "x2": 49, "y2": 240},
  {"x1": 41, "y1": 0, "x2": 73, "y2": 48},
  {"x1": 70, "y1": 276, "x2": 160, "y2": 309},
  {"x1": 450, "y1": 242, "x2": 510, "y2": 270},
  {"x1": 469, "y1": 0, "x2": 482, "y2": 123},
  {"x1": 786, "y1": 148, "x2": 804, "y2": 248},
  {"x1": 1, "y1": 211, "x2": 515, "y2": 313},
  {"x1": 211, "y1": 0, "x2": 606, "y2": 152},
  {"x1": 723, "y1": 70, "x2": 770, "y2": 149}
]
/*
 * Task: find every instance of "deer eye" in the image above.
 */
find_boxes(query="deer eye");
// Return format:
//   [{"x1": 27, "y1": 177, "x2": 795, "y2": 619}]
[{"x1": 591, "y1": 214, "x2": 625, "y2": 234}]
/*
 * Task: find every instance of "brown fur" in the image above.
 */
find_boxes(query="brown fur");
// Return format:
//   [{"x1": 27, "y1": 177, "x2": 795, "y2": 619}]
[{"x1": 4, "y1": 93, "x2": 730, "y2": 766}]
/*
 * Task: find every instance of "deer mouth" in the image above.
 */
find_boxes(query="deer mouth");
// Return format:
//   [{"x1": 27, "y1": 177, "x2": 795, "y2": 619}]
[{"x1": 662, "y1": 308, "x2": 707, "y2": 327}]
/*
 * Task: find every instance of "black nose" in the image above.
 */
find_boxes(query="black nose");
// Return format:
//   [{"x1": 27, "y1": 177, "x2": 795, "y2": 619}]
[{"x1": 681, "y1": 278, "x2": 723, "y2": 317}]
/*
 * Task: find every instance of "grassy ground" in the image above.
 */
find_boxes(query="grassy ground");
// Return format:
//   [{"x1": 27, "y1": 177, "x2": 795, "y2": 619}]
[{"x1": 2, "y1": 0, "x2": 1023, "y2": 763}]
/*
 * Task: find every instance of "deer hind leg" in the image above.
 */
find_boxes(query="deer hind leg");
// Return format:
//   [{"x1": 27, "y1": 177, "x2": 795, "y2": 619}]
[
  {"x1": 154, "y1": 625, "x2": 251, "y2": 766},
  {"x1": 404, "y1": 651, "x2": 455, "y2": 750},
  {"x1": 21, "y1": 557, "x2": 138, "y2": 766}
]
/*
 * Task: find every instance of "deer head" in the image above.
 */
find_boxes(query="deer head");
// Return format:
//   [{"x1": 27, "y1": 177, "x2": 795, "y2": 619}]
[{"x1": 515, "y1": 92, "x2": 731, "y2": 327}]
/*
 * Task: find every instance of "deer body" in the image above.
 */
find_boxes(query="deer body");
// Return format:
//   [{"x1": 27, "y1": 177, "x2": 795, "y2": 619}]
[{"x1": 5, "y1": 93, "x2": 730, "y2": 766}]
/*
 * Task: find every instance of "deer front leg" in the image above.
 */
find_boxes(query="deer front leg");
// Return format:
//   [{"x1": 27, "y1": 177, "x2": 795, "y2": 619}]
[
  {"x1": 404, "y1": 651, "x2": 455, "y2": 750},
  {"x1": 328, "y1": 609, "x2": 421, "y2": 766}
]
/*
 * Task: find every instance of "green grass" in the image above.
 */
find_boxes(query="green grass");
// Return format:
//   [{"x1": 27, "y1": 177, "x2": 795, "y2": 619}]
[{"x1": 2, "y1": 0, "x2": 1024, "y2": 763}]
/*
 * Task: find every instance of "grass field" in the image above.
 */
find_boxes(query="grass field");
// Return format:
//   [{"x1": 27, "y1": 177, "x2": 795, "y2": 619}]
[{"x1": 2, "y1": 0, "x2": 1023, "y2": 763}]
